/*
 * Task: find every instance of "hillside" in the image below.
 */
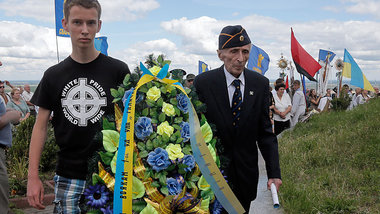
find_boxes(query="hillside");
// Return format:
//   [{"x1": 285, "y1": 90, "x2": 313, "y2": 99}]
[{"x1": 278, "y1": 98, "x2": 380, "y2": 213}]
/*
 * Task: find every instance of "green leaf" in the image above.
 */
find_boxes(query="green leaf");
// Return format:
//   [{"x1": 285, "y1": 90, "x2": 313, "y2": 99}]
[
  {"x1": 110, "y1": 88, "x2": 119, "y2": 98},
  {"x1": 137, "y1": 142, "x2": 146, "y2": 151},
  {"x1": 102, "y1": 118, "x2": 116, "y2": 130},
  {"x1": 146, "y1": 140, "x2": 154, "y2": 151},
  {"x1": 160, "y1": 86, "x2": 167, "y2": 94},
  {"x1": 178, "y1": 168, "x2": 186, "y2": 174},
  {"x1": 157, "y1": 98, "x2": 164, "y2": 107},
  {"x1": 198, "y1": 175, "x2": 211, "y2": 191},
  {"x1": 176, "y1": 137, "x2": 183, "y2": 144},
  {"x1": 160, "y1": 186, "x2": 169, "y2": 196},
  {"x1": 139, "y1": 85, "x2": 148, "y2": 93},
  {"x1": 157, "y1": 54, "x2": 163, "y2": 63},
  {"x1": 111, "y1": 152, "x2": 117, "y2": 173},
  {"x1": 141, "y1": 203, "x2": 158, "y2": 214},
  {"x1": 151, "y1": 181, "x2": 161, "y2": 188},
  {"x1": 200, "y1": 197, "x2": 210, "y2": 211},
  {"x1": 183, "y1": 144, "x2": 192, "y2": 155},
  {"x1": 112, "y1": 97, "x2": 121, "y2": 103},
  {"x1": 170, "y1": 98, "x2": 177, "y2": 105},
  {"x1": 174, "y1": 117, "x2": 183, "y2": 124},
  {"x1": 98, "y1": 151, "x2": 114, "y2": 165},
  {"x1": 151, "y1": 118, "x2": 158, "y2": 124},
  {"x1": 123, "y1": 74, "x2": 131, "y2": 86},
  {"x1": 201, "y1": 121, "x2": 213, "y2": 143},
  {"x1": 132, "y1": 176, "x2": 146, "y2": 199},
  {"x1": 102, "y1": 130, "x2": 119, "y2": 152},
  {"x1": 118, "y1": 87, "x2": 125, "y2": 97},
  {"x1": 91, "y1": 173, "x2": 105, "y2": 186},
  {"x1": 162, "y1": 134, "x2": 169, "y2": 143},
  {"x1": 200, "y1": 188, "x2": 214, "y2": 200},
  {"x1": 172, "y1": 124, "x2": 181, "y2": 130},
  {"x1": 163, "y1": 60, "x2": 171, "y2": 65},
  {"x1": 132, "y1": 200, "x2": 147, "y2": 213},
  {"x1": 158, "y1": 112, "x2": 166, "y2": 122},
  {"x1": 178, "y1": 163, "x2": 188, "y2": 169},
  {"x1": 142, "y1": 108, "x2": 149, "y2": 116},
  {"x1": 146, "y1": 99, "x2": 156, "y2": 107},
  {"x1": 166, "y1": 164, "x2": 175, "y2": 171},
  {"x1": 174, "y1": 107, "x2": 181, "y2": 116},
  {"x1": 139, "y1": 150, "x2": 149, "y2": 158},
  {"x1": 185, "y1": 88, "x2": 191, "y2": 95},
  {"x1": 146, "y1": 82, "x2": 153, "y2": 89},
  {"x1": 158, "y1": 173, "x2": 167, "y2": 185},
  {"x1": 169, "y1": 134, "x2": 177, "y2": 142},
  {"x1": 190, "y1": 175, "x2": 200, "y2": 182},
  {"x1": 208, "y1": 144, "x2": 217, "y2": 163}
]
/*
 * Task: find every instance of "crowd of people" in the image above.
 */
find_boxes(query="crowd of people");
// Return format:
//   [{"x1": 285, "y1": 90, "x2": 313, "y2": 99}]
[
  {"x1": 0, "y1": 81, "x2": 35, "y2": 122},
  {"x1": 269, "y1": 79, "x2": 380, "y2": 136}
]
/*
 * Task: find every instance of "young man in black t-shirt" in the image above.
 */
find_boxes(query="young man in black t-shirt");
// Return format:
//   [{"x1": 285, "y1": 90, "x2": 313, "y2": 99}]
[{"x1": 27, "y1": 0, "x2": 130, "y2": 212}]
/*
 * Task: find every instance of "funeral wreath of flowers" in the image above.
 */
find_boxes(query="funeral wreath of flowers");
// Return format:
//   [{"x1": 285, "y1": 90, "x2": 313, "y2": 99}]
[{"x1": 84, "y1": 55, "x2": 226, "y2": 214}]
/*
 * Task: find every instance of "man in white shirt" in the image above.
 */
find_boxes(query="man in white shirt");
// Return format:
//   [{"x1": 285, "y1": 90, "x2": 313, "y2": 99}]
[
  {"x1": 290, "y1": 80, "x2": 306, "y2": 127},
  {"x1": 22, "y1": 84, "x2": 35, "y2": 115}
]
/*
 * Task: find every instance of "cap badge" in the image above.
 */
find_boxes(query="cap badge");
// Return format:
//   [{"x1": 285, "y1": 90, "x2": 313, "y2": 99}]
[{"x1": 240, "y1": 35, "x2": 244, "y2": 41}]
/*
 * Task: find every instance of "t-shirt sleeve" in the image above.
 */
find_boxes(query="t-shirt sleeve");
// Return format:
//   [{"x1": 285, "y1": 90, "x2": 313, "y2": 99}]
[{"x1": 30, "y1": 71, "x2": 54, "y2": 111}]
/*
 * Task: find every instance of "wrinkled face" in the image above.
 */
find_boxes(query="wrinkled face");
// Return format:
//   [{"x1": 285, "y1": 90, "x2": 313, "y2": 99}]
[
  {"x1": 62, "y1": 5, "x2": 101, "y2": 50},
  {"x1": 217, "y1": 44, "x2": 251, "y2": 78},
  {"x1": 24, "y1": 85, "x2": 30, "y2": 92},
  {"x1": 12, "y1": 90, "x2": 21, "y2": 99}
]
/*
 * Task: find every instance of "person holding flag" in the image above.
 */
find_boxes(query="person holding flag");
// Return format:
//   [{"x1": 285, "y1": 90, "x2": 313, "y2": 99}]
[{"x1": 27, "y1": 0, "x2": 130, "y2": 212}]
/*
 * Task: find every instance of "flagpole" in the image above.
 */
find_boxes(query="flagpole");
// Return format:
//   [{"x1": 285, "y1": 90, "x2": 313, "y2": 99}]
[
  {"x1": 54, "y1": 0, "x2": 60, "y2": 63},
  {"x1": 55, "y1": 36, "x2": 60, "y2": 63}
]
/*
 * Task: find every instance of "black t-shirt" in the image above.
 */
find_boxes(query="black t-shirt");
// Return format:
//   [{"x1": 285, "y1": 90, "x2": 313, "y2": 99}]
[{"x1": 31, "y1": 53, "x2": 130, "y2": 179}]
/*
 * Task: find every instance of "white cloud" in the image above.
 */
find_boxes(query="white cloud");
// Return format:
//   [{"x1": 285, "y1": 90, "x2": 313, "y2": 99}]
[
  {"x1": 0, "y1": 21, "x2": 71, "y2": 80},
  {"x1": 344, "y1": 0, "x2": 380, "y2": 19},
  {"x1": 0, "y1": 0, "x2": 160, "y2": 23},
  {"x1": 159, "y1": 15, "x2": 380, "y2": 80}
]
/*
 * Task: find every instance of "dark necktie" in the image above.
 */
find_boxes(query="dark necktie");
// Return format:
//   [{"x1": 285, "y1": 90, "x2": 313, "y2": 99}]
[{"x1": 231, "y1": 79, "x2": 242, "y2": 127}]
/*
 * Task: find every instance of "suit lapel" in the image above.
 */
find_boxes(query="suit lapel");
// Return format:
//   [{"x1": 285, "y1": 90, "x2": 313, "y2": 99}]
[
  {"x1": 238, "y1": 69, "x2": 258, "y2": 128},
  {"x1": 209, "y1": 66, "x2": 234, "y2": 130}
]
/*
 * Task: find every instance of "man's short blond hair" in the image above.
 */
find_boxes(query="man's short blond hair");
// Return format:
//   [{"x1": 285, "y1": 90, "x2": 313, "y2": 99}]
[{"x1": 64, "y1": 0, "x2": 101, "y2": 20}]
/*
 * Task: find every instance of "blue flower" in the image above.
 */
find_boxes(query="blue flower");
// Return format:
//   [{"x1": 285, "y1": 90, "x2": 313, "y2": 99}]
[
  {"x1": 147, "y1": 148, "x2": 171, "y2": 172},
  {"x1": 211, "y1": 199, "x2": 224, "y2": 214},
  {"x1": 176, "y1": 94, "x2": 189, "y2": 113},
  {"x1": 180, "y1": 122, "x2": 190, "y2": 142},
  {"x1": 122, "y1": 88, "x2": 144, "y2": 106},
  {"x1": 83, "y1": 184, "x2": 109, "y2": 208},
  {"x1": 182, "y1": 155, "x2": 195, "y2": 172},
  {"x1": 135, "y1": 117, "x2": 153, "y2": 140},
  {"x1": 167, "y1": 177, "x2": 183, "y2": 195},
  {"x1": 100, "y1": 205, "x2": 113, "y2": 214}
]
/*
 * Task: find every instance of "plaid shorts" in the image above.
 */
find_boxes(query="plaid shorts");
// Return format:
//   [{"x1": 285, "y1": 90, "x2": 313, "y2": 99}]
[{"x1": 53, "y1": 175, "x2": 86, "y2": 214}]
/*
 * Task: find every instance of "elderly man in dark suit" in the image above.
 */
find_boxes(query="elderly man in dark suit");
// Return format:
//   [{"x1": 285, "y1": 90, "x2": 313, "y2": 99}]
[{"x1": 194, "y1": 25, "x2": 282, "y2": 213}]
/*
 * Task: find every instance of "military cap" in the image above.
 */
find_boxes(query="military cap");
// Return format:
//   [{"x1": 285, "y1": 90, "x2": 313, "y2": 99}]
[{"x1": 218, "y1": 25, "x2": 251, "y2": 50}]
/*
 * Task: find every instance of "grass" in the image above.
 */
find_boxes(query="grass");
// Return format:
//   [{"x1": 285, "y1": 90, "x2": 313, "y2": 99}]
[{"x1": 278, "y1": 98, "x2": 380, "y2": 214}]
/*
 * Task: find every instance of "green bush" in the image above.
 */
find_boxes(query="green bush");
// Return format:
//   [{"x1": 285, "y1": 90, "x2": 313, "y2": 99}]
[
  {"x1": 7, "y1": 116, "x2": 58, "y2": 172},
  {"x1": 331, "y1": 93, "x2": 351, "y2": 111}
]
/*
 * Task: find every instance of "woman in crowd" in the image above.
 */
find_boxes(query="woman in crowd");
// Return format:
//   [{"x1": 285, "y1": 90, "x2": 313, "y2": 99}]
[
  {"x1": 6, "y1": 88, "x2": 30, "y2": 122},
  {"x1": 356, "y1": 89, "x2": 370, "y2": 105},
  {"x1": 309, "y1": 89, "x2": 321, "y2": 111},
  {"x1": 273, "y1": 83, "x2": 292, "y2": 135}
]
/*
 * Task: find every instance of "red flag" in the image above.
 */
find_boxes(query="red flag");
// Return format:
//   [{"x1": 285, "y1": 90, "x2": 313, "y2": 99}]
[
  {"x1": 285, "y1": 75, "x2": 289, "y2": 89},
  {"x1": 291, "y1": 28, "x2": 321, "y2": 81}
]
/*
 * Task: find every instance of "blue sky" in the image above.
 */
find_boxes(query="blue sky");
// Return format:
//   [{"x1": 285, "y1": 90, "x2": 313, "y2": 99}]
[{"x1": 0, "y1": 0, "x2": 379, "y2": 83}]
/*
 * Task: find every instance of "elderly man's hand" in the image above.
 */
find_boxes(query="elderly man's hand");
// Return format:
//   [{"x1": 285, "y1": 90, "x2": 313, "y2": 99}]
[{"x1": 267, "y1": 178, "x2": 282, "y2": 192}]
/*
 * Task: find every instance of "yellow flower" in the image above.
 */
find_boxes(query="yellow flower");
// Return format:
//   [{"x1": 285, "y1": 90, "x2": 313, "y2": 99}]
[
  {"x1": 149, "y1": 66, "x2": 161, "y2": 76},
  {"x1": 146, "y1": 86, "x2": 161, "y2": 101},
  {"x1": 157, "y1": 121, "x2": 174, "y2": 137},
  {"x1": 165, "y1": 143, "x2": 184, "y2": 160},
  {"x1": 162, "y1": 102, "x2": 176, "y2": 117}
]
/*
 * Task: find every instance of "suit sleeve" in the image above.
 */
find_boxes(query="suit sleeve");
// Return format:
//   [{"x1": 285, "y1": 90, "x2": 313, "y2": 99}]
[{"x1": 257, "y1": 79, "x2": 281, "y2": 179}]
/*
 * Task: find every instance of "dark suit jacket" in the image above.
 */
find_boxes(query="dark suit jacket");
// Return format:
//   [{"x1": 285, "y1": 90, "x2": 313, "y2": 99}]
[{"x1": 194, "y1": 66, "x2": 281, "y2": 211}]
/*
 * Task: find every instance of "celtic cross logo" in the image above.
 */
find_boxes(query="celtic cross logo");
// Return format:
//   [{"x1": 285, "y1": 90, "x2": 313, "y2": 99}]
[{"x1": 61, "y1": 78, "x2": 106, "y2": 126}]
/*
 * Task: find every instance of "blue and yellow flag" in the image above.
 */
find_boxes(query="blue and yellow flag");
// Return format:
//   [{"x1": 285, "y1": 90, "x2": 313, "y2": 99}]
[
  {"x1": 55, "y1": 0, "x2": 70, "y2": 37},
  {"x1": 247, "y1": 44, "x2": 270, "y2": 75},
  {"x1": 94, "y1": 36, "x2": 108, "y2": 55},
  {"x1": 343, "y1": 49, "x2": 374, "y2": 91},
  {"x1": 198, "y1": 61, "x2": 209, "y2": 74}
]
